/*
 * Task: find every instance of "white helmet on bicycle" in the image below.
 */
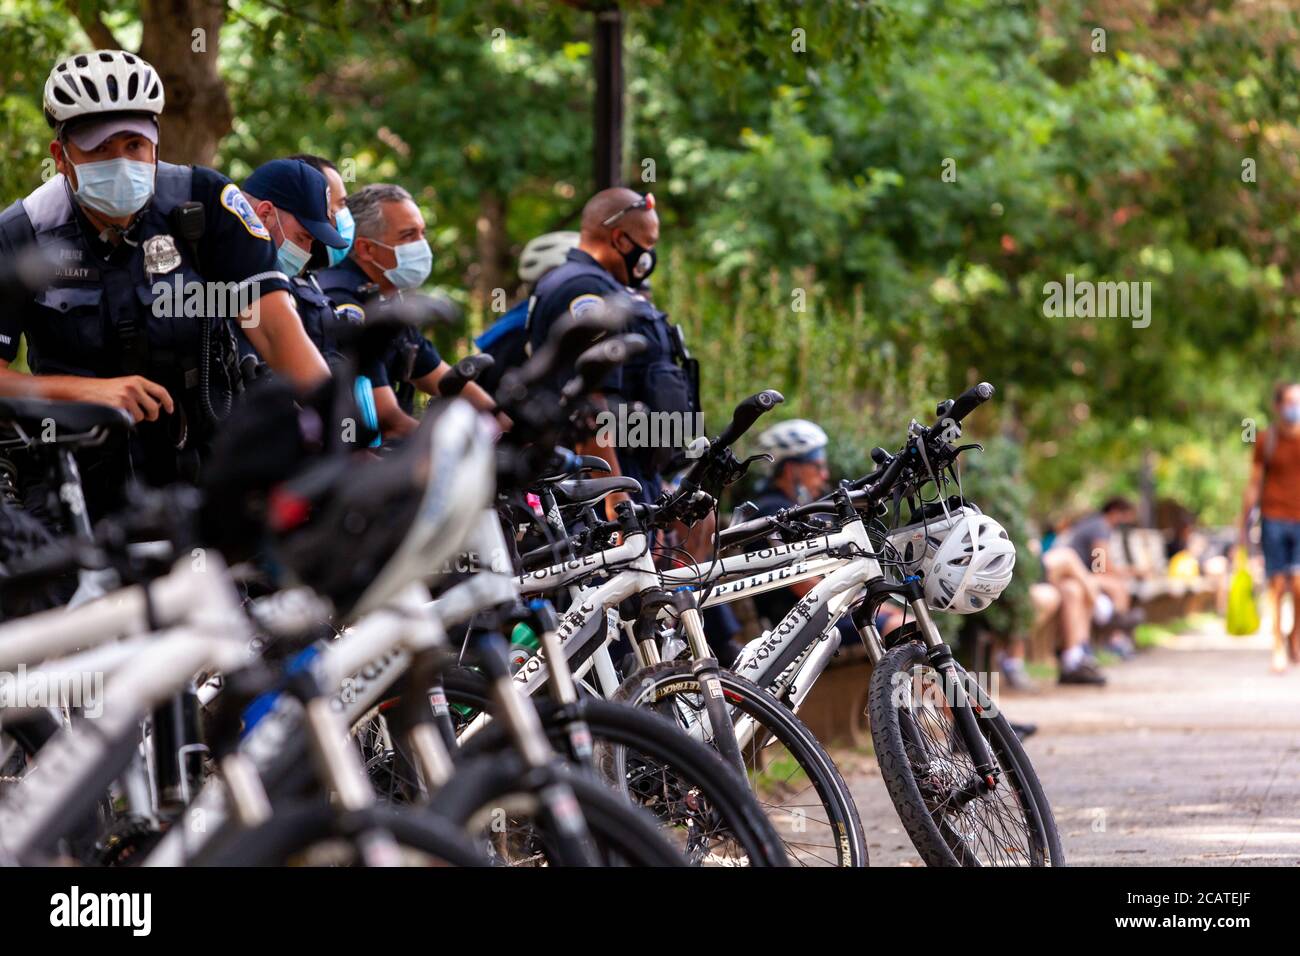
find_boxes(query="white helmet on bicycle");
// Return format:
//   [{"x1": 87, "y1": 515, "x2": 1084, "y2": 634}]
[
  {"x1": 519, "y1": 231, "x2": 579, "y2": 284},
  {"x1": 756, "y1": 419, "x2": 828, "y2": 468},
  {"x1": 44, "y1": 50, "x2": 165, "y2": 130},
  {"x1": 920, "y1": 506, "x2": 1016, "y2": 614}
]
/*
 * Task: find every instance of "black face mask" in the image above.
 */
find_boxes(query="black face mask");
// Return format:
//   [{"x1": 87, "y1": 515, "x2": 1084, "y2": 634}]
[{"x1": 616, "y1": 232, "x2": 657, "y2": 284}]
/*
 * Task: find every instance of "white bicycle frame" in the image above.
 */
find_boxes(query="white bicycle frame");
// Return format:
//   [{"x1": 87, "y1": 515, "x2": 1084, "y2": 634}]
[
  {"x1": 147, "y1": 510, "x2": 528, "y2": 866},
  {"x1": 0, "y1": 558, "x2": 252, "y2": 862},
  {"x1": 497, "y1": 503, "x2": 946, "y2": 724}
]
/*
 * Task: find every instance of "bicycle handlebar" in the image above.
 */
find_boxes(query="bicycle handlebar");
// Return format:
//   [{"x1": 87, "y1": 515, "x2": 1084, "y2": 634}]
[
  {"x1": 719, "y1": 382, "x2": 997, "y2": 550},
  {"x1": 438, "y1": 354, "x2": 495, "y2": 397},
  {"x1": 716, "y1": 389, "x2": 784, "y2": 451},
  {"x1": 671, "y1": 388, "x2": 783, "y2": 508},
  {"x1": 928, "y1": 381, "x2": 995, "y2": 436}
]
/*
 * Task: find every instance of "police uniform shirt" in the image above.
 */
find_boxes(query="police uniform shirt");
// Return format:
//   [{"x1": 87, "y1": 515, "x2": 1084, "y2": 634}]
[
  {"x1": 317, "y1": 257, "x2": 440, "y2": 413},
  {"x1": 527, "y1": 248, "x2": 628, "y2": 397},
  {"x1": 0, "y1": 164, "x2": 290, "y2": 378},
  {"x1": 235, "y1": 271, "x2": 337, "y2": 369},
  {"x1": 374, "y1": 326, "x2": 441, "y2": 415},
  {"x1": 528, "y1": 248, "x2": 695, "y2": 502}
]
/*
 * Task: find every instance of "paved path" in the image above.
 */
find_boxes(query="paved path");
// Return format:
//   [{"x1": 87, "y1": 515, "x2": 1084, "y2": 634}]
[{"x1": 837, "y1": 623, "x2": 1300, "y2": 866}]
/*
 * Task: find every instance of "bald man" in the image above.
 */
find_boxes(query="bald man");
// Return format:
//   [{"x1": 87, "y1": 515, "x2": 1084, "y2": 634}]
[{"x1": 525, "y1": 188, "x2": 699, "y2": 514}]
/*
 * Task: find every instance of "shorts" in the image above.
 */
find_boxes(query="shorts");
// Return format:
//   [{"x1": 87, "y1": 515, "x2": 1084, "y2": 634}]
[{"x1": 1260, "y1": 517, "x2": 1300, "y2": 578}]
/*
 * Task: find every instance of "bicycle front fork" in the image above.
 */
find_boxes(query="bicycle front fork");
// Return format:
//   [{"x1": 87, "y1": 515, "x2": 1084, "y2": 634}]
[
  {"x1": 669, "y1": 590, "x2": 749, "y2": 781},
  {"x1": 907, "y1": 596, "x2": 1000, "y2": 790}
]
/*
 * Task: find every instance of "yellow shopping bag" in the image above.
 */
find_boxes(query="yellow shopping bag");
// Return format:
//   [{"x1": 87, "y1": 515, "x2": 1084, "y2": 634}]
[{"x1": 1226, "y1": 548, "x2": 1259, "y2": 636}]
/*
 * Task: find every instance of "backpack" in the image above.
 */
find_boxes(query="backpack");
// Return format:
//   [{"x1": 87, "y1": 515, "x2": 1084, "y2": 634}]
[{"x1": 473, "y1": 299, "x2": 531, "y2": 396}]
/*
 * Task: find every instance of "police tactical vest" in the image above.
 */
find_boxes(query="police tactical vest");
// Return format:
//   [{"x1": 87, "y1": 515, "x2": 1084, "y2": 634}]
[
  {"x1": 530, "y1": 257, "x2": 700, "y2": 423},
  {"x1": 5, "y1": 165, "x2": 240, "y2": 419},
  {"x1": 0, "y1": 163, "x2": 244, "y2": 481},
  {"x1": 291, "y1": 273, "x2": 341, "y2": 364}
]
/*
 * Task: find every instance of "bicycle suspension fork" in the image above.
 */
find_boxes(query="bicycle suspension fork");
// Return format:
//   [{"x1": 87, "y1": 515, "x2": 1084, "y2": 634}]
[
  {"x1": 666, "y1": 589, "x2": 748, "y2": 780},
  {"x1": 905, "y1": 588, "x2": 999, "y2": 789}
]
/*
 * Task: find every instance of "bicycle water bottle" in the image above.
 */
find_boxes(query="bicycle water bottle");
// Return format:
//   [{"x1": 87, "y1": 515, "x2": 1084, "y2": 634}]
[{"x1": 508, "y1": 621, "x2": 542, "y2": 672}]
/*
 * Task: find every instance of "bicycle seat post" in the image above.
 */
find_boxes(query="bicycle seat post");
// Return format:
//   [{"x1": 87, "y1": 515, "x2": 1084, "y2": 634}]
[{"x1": 54, "y1": 446, "x2": 95, "y2": 545}]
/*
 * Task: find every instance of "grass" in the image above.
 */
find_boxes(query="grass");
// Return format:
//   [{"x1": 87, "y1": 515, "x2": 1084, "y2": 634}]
[{"x1": 1134, "y1": 611, "x2": 1220, "y2": 648}]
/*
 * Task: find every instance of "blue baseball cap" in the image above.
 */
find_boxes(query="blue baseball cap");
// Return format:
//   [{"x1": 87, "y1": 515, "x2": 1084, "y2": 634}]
[{"x1": 243, "y1": 159, "x2": 346, "y2": 248}]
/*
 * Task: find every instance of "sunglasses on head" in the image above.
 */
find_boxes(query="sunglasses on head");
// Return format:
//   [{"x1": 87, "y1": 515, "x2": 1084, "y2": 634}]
[{"x1": 601, "y1": 192, "x2": 656, "y2": 227}]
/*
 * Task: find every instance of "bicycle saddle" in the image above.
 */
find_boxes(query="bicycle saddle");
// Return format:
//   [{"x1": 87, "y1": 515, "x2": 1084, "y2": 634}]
[
  {"x1": 550, "y1": 475, "x2": 641, "y2": 505},
  {"x1": 0, "y1": 396, "x2": 132, "y2": 443},
  {"x1": 536, "y1": 454, "x2": 612, "y2": 484}
]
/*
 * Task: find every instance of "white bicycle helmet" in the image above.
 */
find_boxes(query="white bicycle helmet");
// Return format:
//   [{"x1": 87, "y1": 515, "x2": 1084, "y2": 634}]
[
  {"x1": 885, "y1": 499, "x2": 977, "y2": 574},
  {"x1": 918, "y1": 506, "x2": 1016, "y2": 614},
  {"x1": 44, "y1": 50, "x2": 165, "y2": 125},
  {"x1": 756, "y1": 419, "x2": 828, "y2": 467},
  {"x1": 519, "y1": 231, "x2": 579, "y2": 284}
]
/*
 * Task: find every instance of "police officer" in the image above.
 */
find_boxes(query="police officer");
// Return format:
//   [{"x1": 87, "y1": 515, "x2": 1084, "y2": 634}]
[
  {"x1": 0, "y1": 51, "x2": 330, "y2": 513},
  {"x1": 241, "y1": 159, "x2": 348, "y2": 366},
  {"x1": 317, "y1": 183, "x2": 499, "y2": 438},
  {"x1": 527, "y1": 188, "x2": 699, "y2": 511},
  {"x1": 287, "y1": 154, "x2": 353, "y2": 273}
]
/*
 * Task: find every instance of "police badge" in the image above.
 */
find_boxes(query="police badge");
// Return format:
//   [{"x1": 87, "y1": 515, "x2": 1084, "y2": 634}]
[{"x1": 143, "y1": 234, "x2": 182, "y2": 274}]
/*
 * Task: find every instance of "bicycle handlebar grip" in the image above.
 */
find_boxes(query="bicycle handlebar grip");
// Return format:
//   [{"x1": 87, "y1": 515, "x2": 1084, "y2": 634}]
[
  {"x1": 932, "y1": 381, "x2": 994, "y2": 432},
  {"x1": 437, "y1": 354, "x2": 495, "y2": 397},
  {"x1": 715, "y1": 389, "x2": 785, "y2": 450}
]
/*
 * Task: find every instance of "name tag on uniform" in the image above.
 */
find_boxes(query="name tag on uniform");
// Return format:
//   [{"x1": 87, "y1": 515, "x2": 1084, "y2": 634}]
[
  {"x1": 52, "y1": 246, "x2": 99, "y2": 282},
  {"x1": 53, "y1": 265, "x2": 100, "y2": 281},
  {"x1": 143, "y1": 234, "x2": 183, "y2": 275}
]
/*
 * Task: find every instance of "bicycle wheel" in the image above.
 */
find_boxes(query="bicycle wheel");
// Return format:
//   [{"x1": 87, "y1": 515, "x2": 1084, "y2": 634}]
[
  {"x1": 612, "y1": 662, "x2": 867, "y2": 867},
  {"x1": 195, "y1": 801, "x2": 487, "y2": 867},
  {"x1": 427, "y1": 751, "x2": 688, "y2": 866},
  {"x1": 868, "y1": 640, "x2": 1065, "y2": 867},
  {"x1": 442, "y1": 671, "x2": 787, "y2": 866}
]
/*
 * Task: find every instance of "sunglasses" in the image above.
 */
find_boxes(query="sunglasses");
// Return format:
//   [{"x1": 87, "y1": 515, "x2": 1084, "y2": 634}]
[{"x1": 601, "y1": 192, "x2": 656, "y2": 227}]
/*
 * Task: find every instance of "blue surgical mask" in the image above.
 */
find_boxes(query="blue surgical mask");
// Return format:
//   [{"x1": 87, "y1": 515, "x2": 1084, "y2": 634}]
[
  {"x1": 273, "y1": 210, "x2": 311, "y2": 277},
  {"x1": 70, "y1": 158, "x2": 155, "y2": 218},
  {"x1": 370, "y1": 237, "x2": 433, "y2": 290},
  {"x1": 1283, "y1": 404, "x2": 1300, "y2": 425},
  {"x1": 328, "y1": 206, "x2": 355, "y2": 267}
]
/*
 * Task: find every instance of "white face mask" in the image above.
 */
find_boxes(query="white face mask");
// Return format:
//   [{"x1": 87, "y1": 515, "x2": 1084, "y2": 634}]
[
  {"x1": 70, "y1": 157, "x2": 156, "y2": 218},
  {"x1": 367, "y1": 237, "x2": 433, "y2": 290},
  {"x1": 273, "y1": 210, "x2": 311, "y2": 277}
]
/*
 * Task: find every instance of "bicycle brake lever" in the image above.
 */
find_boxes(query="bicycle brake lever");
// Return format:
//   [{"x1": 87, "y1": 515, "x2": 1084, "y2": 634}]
[{"x1": 725, "y1": 452, "x2": 771, "y2": 487}]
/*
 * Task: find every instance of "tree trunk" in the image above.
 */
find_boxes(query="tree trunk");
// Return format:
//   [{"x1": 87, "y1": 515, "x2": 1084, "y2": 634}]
[
  {"x1": 474, "y1": 190, "x2": 510, "y2": 308},
  {"x1": 137, "y1": 0, "x2": 232, "y2": 166},
  {"x1": 65, "y1": 0, "x2": 232, "y2": 167}
]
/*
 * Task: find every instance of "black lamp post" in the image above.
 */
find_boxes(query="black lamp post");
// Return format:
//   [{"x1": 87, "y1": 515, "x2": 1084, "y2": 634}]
[{"x1": 593, "y1": 4, "x2": 624, "y2": 189}]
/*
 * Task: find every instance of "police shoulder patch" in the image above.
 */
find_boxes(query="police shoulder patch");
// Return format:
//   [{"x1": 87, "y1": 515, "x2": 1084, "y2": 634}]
[
  {"x1": 568, "y1": 293, "x2": 604, "y2": 319},
  {"x1": 219, "y1": 183, "x2": 271, "y2": 241},
  {"x1": 335, "y1": 303, "x2": 365, "y2": 324}
]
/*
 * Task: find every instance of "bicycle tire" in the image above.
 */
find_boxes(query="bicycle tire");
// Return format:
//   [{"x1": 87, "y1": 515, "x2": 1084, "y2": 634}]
[
  {"x1": 611, "y1": 662, "x2": 867, "y2": 867},
  {"x1": 867, "y1": 639, "x2": 1065, "y2": 867},
  {"x1": 194, "y1": 801, "x2": 487, "y2": 867},
  {"x1": 427, "y1": 751, "x2": 687, "y2": 866},
  {"x1": 440, "y1": 670, "x2": 788, "y2": 866}
]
